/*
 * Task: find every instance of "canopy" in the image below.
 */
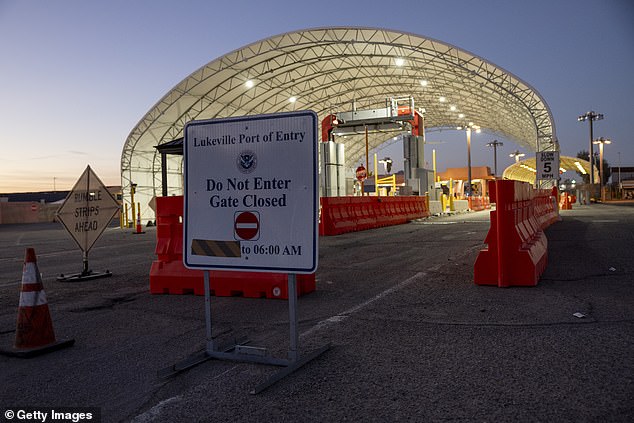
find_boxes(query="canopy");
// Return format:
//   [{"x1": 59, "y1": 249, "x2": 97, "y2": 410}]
[{"x1": 122, "y1": 27, "x2": 557, "y2": 217}]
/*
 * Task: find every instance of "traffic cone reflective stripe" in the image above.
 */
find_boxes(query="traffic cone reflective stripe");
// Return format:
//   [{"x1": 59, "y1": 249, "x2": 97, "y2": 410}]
[
  {"x1": 19, "y1": 290, "x2": 48, "y2": 307},
  {"x1": 18, "y1": 262, "x2": 48, "y2": 307}
]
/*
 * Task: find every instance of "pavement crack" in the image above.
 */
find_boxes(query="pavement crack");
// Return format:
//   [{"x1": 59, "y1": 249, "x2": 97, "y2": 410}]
[{"x1": 67, "y1": 295, "x2": 138, "y2": 313}]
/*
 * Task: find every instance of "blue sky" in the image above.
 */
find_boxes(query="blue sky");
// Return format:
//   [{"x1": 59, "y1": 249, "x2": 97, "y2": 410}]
[{"x1": 1, "y1": 0, "x2": 633, "y2": 192}]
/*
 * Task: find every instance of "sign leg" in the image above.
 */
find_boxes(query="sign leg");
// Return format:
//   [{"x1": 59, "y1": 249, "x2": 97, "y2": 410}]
[
  {"x1": 204, "y1": 270, "x2": 215, "y2": 353},
  {"x1": 288, "y1": 273, "x2": 299, "y2": 362},
  {"x1": 82, "y1": 251, "x2": 89, "y2": 276}
]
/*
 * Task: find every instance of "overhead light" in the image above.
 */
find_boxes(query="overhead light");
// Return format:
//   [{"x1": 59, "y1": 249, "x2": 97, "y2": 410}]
[
  {"x1": 574, "y1": 161, "x2": 587, "y2": 174},
  {"x1": 420, "y1": 80, "x2": 428, "y2": 87},
  {"x1": 395, "y1": 58, "x2": 405, "y2": 67},
  {"x1": 458, "y1": 113, "x2": 465, "y2": 119},
  {"x1": 439, "y1": 96, "x2": 446, "y2": 103},
  {"x1": 450, "y1": 105, "x2": 457, "y2": 111},
  {"x1": 289, "y1": 96, "x2": 297, "y2": 103},
  {"x1": 245, "y1": 80, "x2": 254, "y2": 89}
]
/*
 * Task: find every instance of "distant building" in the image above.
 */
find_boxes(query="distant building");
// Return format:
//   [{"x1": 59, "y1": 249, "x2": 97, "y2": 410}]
[
  {"x1": 0, "y1": 187, "x2": 121, "y2": 224},
  {"x1": 610, "y1": 167, "x2": 634, "y2": 183}
]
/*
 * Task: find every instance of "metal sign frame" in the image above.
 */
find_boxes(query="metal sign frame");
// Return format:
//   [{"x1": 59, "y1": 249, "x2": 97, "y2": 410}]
[{"x1": 164, "y1": 112, "x2": 329, "y2": 394}]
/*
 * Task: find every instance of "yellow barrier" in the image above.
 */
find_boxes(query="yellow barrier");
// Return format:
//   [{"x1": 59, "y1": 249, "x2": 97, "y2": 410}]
[{"x1": 376, "y1": 175, "x2": 396, "y2": 196}]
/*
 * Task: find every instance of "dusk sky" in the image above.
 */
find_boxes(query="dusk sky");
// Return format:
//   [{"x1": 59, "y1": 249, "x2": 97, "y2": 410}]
[{"x1": 1, "y1": 0, "x2": 633, "y2": 192}]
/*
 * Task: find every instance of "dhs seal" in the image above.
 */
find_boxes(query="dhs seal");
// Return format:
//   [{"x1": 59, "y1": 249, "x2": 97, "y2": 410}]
[{"x1": 237, "y1": 150, "x2": 257, "y2": 174}]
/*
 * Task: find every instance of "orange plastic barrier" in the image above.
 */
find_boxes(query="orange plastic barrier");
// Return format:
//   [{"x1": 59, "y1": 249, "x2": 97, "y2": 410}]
[
  {"x1": 149, "y1": 196, "x2": 315, "y2": 299},
  {"x1": 559, "y1": 193, "x2": 573, "y2": 210},
  {"x1": 474, "y1": 180, "x2": 559, "y2": 287},
  {"x1": 320, "y1": 196, "x2": 430, "y2": 236},
  {"x1": 468, "y1": 196, "x2": 488, "y2": 211}
]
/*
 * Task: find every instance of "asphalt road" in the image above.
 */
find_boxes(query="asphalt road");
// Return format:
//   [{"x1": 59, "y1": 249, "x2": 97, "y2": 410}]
[{"x1": 0, "y1": 203, "x2": 632, "y2": 422}]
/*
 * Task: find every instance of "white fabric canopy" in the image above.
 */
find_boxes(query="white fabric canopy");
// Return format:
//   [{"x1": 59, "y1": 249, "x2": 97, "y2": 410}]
[{"x1": 122, "y1": 27, "x2": 557, "y2": 218}]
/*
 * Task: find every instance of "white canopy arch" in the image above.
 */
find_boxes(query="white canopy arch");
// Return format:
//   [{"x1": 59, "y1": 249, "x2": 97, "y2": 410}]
[{"x1": 122, "y1": 27, "x2": 557, "y2": 217}]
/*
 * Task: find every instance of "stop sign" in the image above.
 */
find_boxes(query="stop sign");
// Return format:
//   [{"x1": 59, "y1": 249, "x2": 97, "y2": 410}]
[
  {"x1": 356, "y1": 165, "x2": 367, "y2": 181},
  {"x1": 234, "y1": 211, "x2": 260, "y2": 240}
]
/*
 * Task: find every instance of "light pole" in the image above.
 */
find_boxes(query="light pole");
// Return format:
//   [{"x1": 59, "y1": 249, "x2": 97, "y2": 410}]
[
  {"x1": 510, "y1": 150, "x2": 525, "y2": 163},
  {"x1": 593, "y1": 137, "x2": 611, "y2": 202},
  {"x1": 457, "y1": 123, "x2": 480, "y2": 197},
  {"x1": 618, "y1": 151, "x2": 622, "y2": 198},
  {"x1": 486, "y1": 140, "x2": 503, "y2": 177},
  {"x1": 578, "y1": 111, "x2": 604, "y2": 188}
]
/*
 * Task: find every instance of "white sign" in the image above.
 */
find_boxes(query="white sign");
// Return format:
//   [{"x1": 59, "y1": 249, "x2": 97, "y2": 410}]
[
  {"x1": 536, "y1": 151, "x2": 560, "y2": 180},
  {"x1": 183, "y1": 111, "x2": 318, "y2": 273},
  {"x1": 57, "y1": 165, "x2": 120, "y2": 253}
]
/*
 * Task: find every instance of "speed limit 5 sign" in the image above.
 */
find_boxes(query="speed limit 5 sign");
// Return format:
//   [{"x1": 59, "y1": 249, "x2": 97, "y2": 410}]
[{"x1": 536, "y1": 151, "x2": 560, "y2": 180}]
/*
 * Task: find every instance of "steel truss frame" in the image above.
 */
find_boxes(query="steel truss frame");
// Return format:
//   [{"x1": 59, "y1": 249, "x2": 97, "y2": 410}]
[{"x1": 122, "y1": 27, "x2": 558, "y2": 217}]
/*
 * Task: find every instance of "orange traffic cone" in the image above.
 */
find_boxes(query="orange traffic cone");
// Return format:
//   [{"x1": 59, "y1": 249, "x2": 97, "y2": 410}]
[
  {"x1": 133, "y1": 210, "x2": 145, "y2": 234},
  {"x1": 0, "y1": 248, "x2": 74, "y2": 358}
]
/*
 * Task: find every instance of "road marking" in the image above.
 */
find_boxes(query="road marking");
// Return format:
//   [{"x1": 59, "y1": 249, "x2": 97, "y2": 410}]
[
  {"x1": 132, "y1": 395, "x2": 183, "y2": 423},
  {"x1": 301, "y1": 271, "x2": 425, "y2": 339},
  {"x1": 131, "y1": 364, "x2": 239, "y2": 422},
  {"x1": 301, "y1": 246, "x2": 482, "y2": 339}
]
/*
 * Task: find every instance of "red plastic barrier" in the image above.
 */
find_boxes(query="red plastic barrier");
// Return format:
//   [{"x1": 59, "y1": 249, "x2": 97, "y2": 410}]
[
  {"x1": 474, "y1": 180, "x2": 558, "y2": 287},
  {"x1": 468, "y1": 196, "x2": 486, "y2": 211},
  {"x1": 149, "y1": 196, "x2": 315, "y2": 299},
  {"x1": 559, "y1": 193, "x2": 573, "y2": 210},
  {"x1": 319, "y1": 196, "x2": 430, "y2": 236}
]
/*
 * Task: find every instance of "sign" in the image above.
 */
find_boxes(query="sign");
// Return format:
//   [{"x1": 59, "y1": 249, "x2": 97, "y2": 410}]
[
  {"x1": 183, "y1": 111, "x2": 318, "y2": 273},
  {"x1": 536, "y1": 151, "x2": 560, "y2": 180},
  {"x1": 356, "y1": 165, "x2": 367, "y2": 181},
  {"x1": 56, "y1": 165, "x2": 120, "y2": 253},
  {"x1": 234, "y1": 211, "x2": 259, "y2": 240}
]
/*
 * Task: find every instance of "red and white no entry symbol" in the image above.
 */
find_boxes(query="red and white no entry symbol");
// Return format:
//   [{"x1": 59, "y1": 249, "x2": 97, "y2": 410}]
[
  {"x1": 356, "y1": 165, "x2": 367, "y2": 182},
  {"x1": 234, "y1": 211, "x2": 260, "y2": 240}
]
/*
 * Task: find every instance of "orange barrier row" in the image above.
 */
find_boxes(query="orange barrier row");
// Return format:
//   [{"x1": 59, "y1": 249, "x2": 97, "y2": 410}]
[
  {"x1": 474, "y1": 180, "x2": 559, "y2": 287},
  {"x1": 149, "y1": 196, "x2": 315, "y2": 299},
  {"x1": 319, "y1": 196, "x2": 430, "y2": 236}
]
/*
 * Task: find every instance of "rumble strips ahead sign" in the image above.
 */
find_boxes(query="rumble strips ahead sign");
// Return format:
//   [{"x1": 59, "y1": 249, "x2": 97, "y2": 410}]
[{"x1": 183, "y1": 111, "x2": 318, "y2": 273}]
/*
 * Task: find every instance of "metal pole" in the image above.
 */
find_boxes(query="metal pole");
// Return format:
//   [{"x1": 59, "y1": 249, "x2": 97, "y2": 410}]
[
  {"x1": 589, "y1": 119, "x2": 594, "y2": 186},
  {"x1": 374, "y1": 153, "x2": 378, "y2": 196},
  {"x1": 365, "y1": 126, "x2": 369, "y2": 197},
  {"x1": 204, "y1": 271, "x2": 214, "y2": 353},
  {"x1": 599, "y1": 142, "x2": 605, "y2": 202},
  {"x1": 466, "y1": 128, "x2": 472, "y2": 197},
  {"x1": 432, "y1": 149, "x2": 437, "y2": 183},
  {"x1": 161, "y1": 152, "x2": 168, "y2": 197},
  {"x1": 619, "y1": 152, "x2": 622, "y2": 198},
  {"x1": 130, "y1": 185, "x2": 136, "y2": 229},
  {"x1": 493, "y1": 143, "x2": 498, "y2": 177},
  {"x1": 288, "y1": 273, "x2": 299, "y2": 362},
  {"x1": 82, "y1": 251, "x2": 89, "y2": 276}
]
